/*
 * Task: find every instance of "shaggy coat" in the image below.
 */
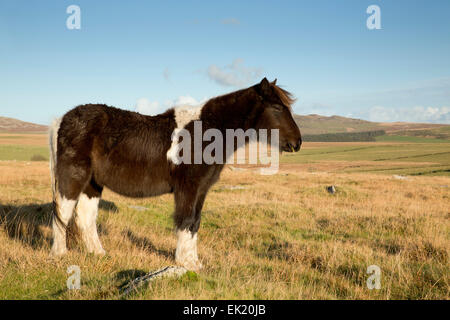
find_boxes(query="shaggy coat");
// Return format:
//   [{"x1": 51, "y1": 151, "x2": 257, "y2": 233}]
[{"x1": 49, "y1": 78, "x2": 302, "y2": 270}]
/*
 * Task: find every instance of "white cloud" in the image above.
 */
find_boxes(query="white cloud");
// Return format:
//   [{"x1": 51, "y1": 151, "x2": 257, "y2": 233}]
[
  {"x1": 207, "y1": 58, "x2": 262, "y2": 87},
  {"x1": 221, "y1": 18, "x2": 240, "y2": 25},
  {"x1": 135, "y1": 96, "x2": 208, "y2": 116},
  {"x1": 173, "y1": 95, "x2": 204, "y2": 106},
  {"x1": 135, "y1": 98, "x2": 162, "y2": 116},
  {"x1": 367, "y1": 105, "x2": 450, "y2": 124}
]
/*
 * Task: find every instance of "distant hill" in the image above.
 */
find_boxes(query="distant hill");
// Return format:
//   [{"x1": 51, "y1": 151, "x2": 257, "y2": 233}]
[
  {"x1": 294, "y1": 114, "x2": 449, "y2": 136},
  {"x1": 0, "y1": 116, "x2": 47, "y2": 133},
  {"x1": 294, "y1": 114, "x2": 379, "y2": 135}
]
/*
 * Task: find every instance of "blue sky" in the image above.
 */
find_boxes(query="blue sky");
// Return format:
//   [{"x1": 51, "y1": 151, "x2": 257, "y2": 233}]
[{"x1": 1, "y1": 0, "x2": 449, "y2": 125}]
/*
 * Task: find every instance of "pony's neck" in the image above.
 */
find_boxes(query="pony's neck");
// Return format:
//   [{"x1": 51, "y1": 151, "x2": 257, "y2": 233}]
[{"x1": 203, "y1": 86, "x2": 263, "y2": 132}]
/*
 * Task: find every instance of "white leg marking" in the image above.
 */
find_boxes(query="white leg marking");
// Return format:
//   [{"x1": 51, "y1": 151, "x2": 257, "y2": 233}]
[
  {"x1": 75, "y1": 193, "x2": 105, "y2": 255},
  {"x1": 175, "y1": 229, "x2": 202, "y2": 271},
  {"x1": 51, "y1": 194, "x2": 76, "y2": 256},
  {"x1": 167, "y1": 105, "x2": 203, "y2": 164}
]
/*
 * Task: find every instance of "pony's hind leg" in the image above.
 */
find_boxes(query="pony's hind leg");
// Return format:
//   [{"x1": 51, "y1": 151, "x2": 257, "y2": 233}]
[
  {"x1": 51, "y1": 193, "x2": 77, "y2": 256},
  {"x1": 51, "y1": 161, "x2": 91, "y2": 256},
  {"x1": 75, "y1": 180, "x2": 105, "y2": 255}
]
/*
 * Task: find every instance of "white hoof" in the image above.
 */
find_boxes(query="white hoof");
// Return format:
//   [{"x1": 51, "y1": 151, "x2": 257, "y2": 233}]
[
  {"x1": 50, "y1": 246, "x2": 67, "y2": 256},
  {"x1": 177, "y1": 258, "x2": 203, "y2": 271},
  {"x1": 91, "y1": 248, "x2": 106, "y2": 256}
]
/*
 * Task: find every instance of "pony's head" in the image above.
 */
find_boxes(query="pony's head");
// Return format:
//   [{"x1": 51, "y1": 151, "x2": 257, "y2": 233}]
[{"x1": 254, "y1": 78, "x2": 302, "y2": 152}]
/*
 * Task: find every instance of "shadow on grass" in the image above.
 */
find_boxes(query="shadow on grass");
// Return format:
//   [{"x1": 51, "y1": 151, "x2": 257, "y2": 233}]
[
  {"x1": 123, "y1": 229, "x2": 173, "y2": 259},
  {"x1": 115, "y1": 269, "x2": 149, "y2": 292},
  {"x1": 0, "y1": 200, "x2": 118, "y2": 249}
]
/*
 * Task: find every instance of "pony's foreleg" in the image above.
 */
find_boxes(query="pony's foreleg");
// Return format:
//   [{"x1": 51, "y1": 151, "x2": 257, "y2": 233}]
[
  {"x1": 75, "y1": 194, "x2": 105, "y2": 255},
  {"x1": 174, "y1": 190, "x2": 207, "y2": 271},
  {"x1": 175, "y1": 229, "x2": 201, "y2": 271}
]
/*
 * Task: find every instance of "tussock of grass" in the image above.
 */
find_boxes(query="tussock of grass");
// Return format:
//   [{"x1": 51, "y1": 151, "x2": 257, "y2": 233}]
[{"x1": 30, "y1": 154, "x2": 48, "y2": 161}]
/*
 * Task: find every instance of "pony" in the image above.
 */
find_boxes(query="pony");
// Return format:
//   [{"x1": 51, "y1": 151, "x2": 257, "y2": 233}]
[{"x1": 49, "y1": 78, "x2": 302, "y2": 270}]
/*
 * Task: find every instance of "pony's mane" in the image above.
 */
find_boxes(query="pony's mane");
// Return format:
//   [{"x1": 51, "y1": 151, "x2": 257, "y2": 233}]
[
  {"x1": 204, "y1": 80, "x2": 296, "y2": 109},
  {"x1": 271, "y1": 84, "x2": 296, "y2": 107}
]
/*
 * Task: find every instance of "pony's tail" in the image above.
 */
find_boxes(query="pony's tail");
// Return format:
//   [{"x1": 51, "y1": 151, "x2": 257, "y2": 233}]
[
  {"x1": 49, "y1": 118, "x2": 67, "y2": 229},
  {"x1": 49, "y1": 118, "x2": 61, "y2": 201}
]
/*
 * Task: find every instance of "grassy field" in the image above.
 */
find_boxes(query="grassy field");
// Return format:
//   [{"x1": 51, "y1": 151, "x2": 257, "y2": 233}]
[
  {"x1": 0, "y1": 133, "x2": 448, "y2": 299},
  {"x1": 282, "y1": 141, "x2": 450, "y2": 176},
  {"x1": 384, "y1": 126, "x2": 450, "y2": 140},
  {"x1": 375, "y1": 135, "x2": 450, "y2": 144}
]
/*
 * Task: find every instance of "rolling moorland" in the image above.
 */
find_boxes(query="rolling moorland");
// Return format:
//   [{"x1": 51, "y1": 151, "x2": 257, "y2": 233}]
[{"x1": 0, "y1": 115, "x2": 448, "y2": 299}]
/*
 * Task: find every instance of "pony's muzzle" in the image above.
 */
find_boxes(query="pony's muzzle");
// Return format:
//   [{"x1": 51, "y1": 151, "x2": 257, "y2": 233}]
[
  {"x1": 293, "y1": 138, "x2": 302, "y2": 152},
  {"x1": 284, "y1": 139, "x2": 302, "y2": 152}
]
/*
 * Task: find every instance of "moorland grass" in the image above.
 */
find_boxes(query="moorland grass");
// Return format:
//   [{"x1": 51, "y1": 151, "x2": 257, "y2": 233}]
[{"x1": 0, "y1": 134, "x2": 448, "y2": 299}]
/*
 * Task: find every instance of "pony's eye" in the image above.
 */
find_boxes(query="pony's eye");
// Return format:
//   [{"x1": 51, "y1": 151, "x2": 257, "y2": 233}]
[{"x1": 272, "y1": 104, "x2": 283, "y2": 112}]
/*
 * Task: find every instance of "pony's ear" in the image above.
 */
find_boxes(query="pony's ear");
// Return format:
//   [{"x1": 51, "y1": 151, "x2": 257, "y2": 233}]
[
  {"x1": 271, "y1": 78, "x2": 277, "y2": 85},
  {"x1": 259, "y1": 77, "x2": 271, "y2": 96}
]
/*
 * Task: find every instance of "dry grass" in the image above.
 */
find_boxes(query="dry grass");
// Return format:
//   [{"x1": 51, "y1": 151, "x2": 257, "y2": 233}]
[
  {"x1": 0, "y1": 159, "x2": 449, "y2": 299},
  {"x1": 0, "y1": 133, "x2": 48, "y2": 146}
]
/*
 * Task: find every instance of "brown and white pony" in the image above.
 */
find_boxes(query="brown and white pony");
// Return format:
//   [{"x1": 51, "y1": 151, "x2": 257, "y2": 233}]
[{"x1": 49, "y1": 78, "x2": 301, "y2": 270}]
